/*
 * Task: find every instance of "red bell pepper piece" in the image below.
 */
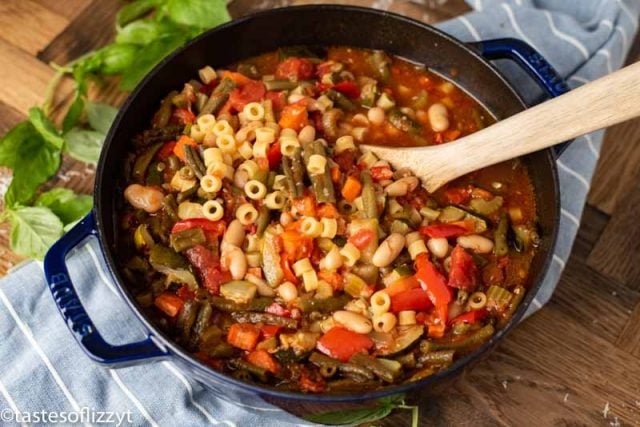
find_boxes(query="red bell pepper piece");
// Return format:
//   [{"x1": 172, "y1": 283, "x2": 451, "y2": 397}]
[
  {"x1": 280, "y1": 230, "x2": 314, "y2": 261},
  {"x1": 176, "y1": 284, "x2": 195, "y2": 301},
  {"x1": 448, "y1": 245, "x2": 479, "y2": 291},
  {"x1": 280, "y1": 257, "x2": 299, "y2": 285},
  {"x1": 419, "y1": 224, "x2": 469, "y2": 239},
  {"x1": 370, "y1": 166, "x2": 393, "y2": 181},
  {"x1": 171, "y1": 108, "x2": 196, "y2": 125},
  {"x1": 184, "y1": 245, "x2": 230, "y2": 296},
  {"x1": 444, "y1": 187, "x2": 471, "y2": 204},
  {"x1": 275, "y1": 57, "x2": 315, "y2": 80},
  {"x1": 228, "y1": 80, "x2": 266, "y2": 111},
  {"x1": 450, "y1": 309, "x2": 487, "y2": 325},
  {"x1": 266, "y1": 141, "x2": 282, "y2": 170},
  {"x1": 389, "y1": 288, "x2": 433, "y2": 313},
  {"x1": 332, "y1": 80, "x2": 361, "y2": 99},
  {"x1": 266, "y1": 91, "x2": 286, "y2": 111},
  {"x1": 414, "y1": 253, "x2": 452, "y2": 324},
  {"x1": 348, "y1": 229, "x2": 375, "y2": 250},
  {"x1": 157, "y1": 141, "x2": 177, "y2": 161},
  {"x1": 171, "y1": 218, "x2": 226, "y2": 236},
  {"x1": 316, "y1": 327, "x2": 374, "y2": 362},
  {"x1": 260, "y1": 324, "x2": 282, "y2": 339}
]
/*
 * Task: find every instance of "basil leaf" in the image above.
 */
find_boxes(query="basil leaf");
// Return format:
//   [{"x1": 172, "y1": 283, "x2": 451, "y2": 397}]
[
  {"x1": 28, "y1": 108, "x2": 64, "y2": 150},
  {"x1": 162, "y1": 0, "x2": 230, "y2": 29},
  {"x1": 0, "y1": 122, "x2": 61, "y2": 208},
  {"x1": 62, "y1": 92, "x2": 86, "y2": 134},
  {"x1": 86, "y1": 43, "x2": 139, "y2": 75},
  {"x1": 116, "y1": 19, "x2": 180, "y2": 46},
  {"x1": 64, "y1": 128, "x2": 104, "y2": 164},
  {"x1": 35, "y1": 188, "x2": 92, "y2": 225},
  {"x1": 116, "y1": 0, "x2": 158, "y2": 28},
  {"x1": 304, "y1": 405, "x2": 393, "y2": 425},
  {"x1": 6, "y1": 207, "x2": 64, "y2": 260},
  {"x1": 87, "y1": 102, "x2": 118, "y2": 134},
  {"x1": 119, "y1": 35, "x2": 187, "y2": 90}
]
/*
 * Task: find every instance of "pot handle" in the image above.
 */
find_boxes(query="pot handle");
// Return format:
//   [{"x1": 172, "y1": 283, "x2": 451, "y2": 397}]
[
  {"x1": 469, "y1": 38, "x2": 571, "y2": 157},
  {"x1": 44, "y1": 213, "x2": 169, "y2": 367}
]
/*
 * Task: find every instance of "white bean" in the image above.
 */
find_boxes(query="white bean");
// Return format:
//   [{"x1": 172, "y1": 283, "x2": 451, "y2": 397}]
[
  {"x1": 333, "y1": 310, "x2": 373, "y2": 334},
  {"x1": 124, "y1": 184, "x2": 164, "y2": 213},
  {"x1": 298, "y1": 125, "x2": 316, "y2": 145},
  {"x1": 457, "y1": 234, "x2": 494, "y2": 253},
  {"x1": 222, "y1": 246, "x2": 247, "y2": 280},
  {"x1": 384, "y1": 176, "x2": 419, "y2": 197},
  {"x1": 372, "y1": 233, "x2": 406, "y2": 267},
  {"x1": 428, "y1": 103, "x2": 450, "y2": 132},
  {"x1": 319, "y1": 246, "x2": 343, "y2": 271},
  {"x1": 223, "y1": 219, "x2": 245, "y2": 247},
  {"x1": 427, "y1": 237, "x2": 449, "y2": 258},
  {"x1": 367, "y1": 107, "x2": 385, "y2": 125},
  {"x1": 277, "y1": 282, "x2": 298, "y2": 302}
]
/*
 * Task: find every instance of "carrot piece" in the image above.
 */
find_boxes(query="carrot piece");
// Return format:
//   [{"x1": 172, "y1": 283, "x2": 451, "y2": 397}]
[
  {"x1": 247, "y1": 349, "x2": 280, "y2": 374},
  {"x1": 330, "y1": 166, "x2": 341, "y2": 184},
  {"x1": 279, "y1": 103, "x2": 309, "y2": 131},
  {"x1": 173, "y1": 135, "x2": 197, "y2": 162},
  {"x1": 221, "y1": 70, "x2": 253, "y2": 86},
  {"x1": 317, "y1": 203, "x2": 339, "y2": 218},
  {"x1": 341, "y1": 176, "x2": 362, "y2": 202},
  {"x1": 428, "y1": 322, "x2": 446, "y2": 339},
  {"x1": 292, "y1": 196, "x2": 316, "y2": 217},
  {"x1": 154, "y1": 293, "x2": 184, "y2": 317},
  {"x1": 384, "y1": 275, "x2": 420, "y2": 297},
  {"x1": 316, "y1": 327, "x2": 374, "y2": 362},
  {"x1": 318, "y1": 269, "x2": 342, "y2": 289},
  {"x1": 227, "y1": 323, "x2": 261, "y2": 351}
]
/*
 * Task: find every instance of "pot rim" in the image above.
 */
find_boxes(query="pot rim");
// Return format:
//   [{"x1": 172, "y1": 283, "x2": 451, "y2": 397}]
[{"x1": 95, "y1": 4, "x2": 559, "y2": 403}]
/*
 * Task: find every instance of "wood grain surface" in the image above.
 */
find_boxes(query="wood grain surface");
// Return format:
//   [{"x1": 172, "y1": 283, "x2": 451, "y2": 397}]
[{"x1": 0, "y1": 1, "x2": 638, "y2": 425}]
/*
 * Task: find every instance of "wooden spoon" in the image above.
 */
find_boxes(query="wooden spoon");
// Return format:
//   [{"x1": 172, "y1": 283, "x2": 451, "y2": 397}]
[{"x1": 360, "y1": 61, "x2": 640, "y2": 193}]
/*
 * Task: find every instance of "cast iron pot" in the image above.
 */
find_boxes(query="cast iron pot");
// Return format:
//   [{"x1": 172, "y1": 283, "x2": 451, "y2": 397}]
[{"x1": 44, "y1": 5, "x2": 569, "y2": 419}]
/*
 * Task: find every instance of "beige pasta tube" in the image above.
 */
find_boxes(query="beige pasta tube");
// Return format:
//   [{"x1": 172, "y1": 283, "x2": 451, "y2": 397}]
[
  {"x1": 236, "y1": 203, "x2": 258, "y2": 225},
  {"x1": 307, "y1": 154, "x2": 327, "y2": 175},
  {"x1": 202, "y1": 200, "x2": 224, "y2": 221},
  {"x1": 197, "y1": 114, "x2": 216, "y2": 132},
  {"x1": 178, "y1": 201, "x2": 203, "y2": 219},
  {"x1": 398, "y1": 310, "x2": 417, "y2": 326},
  {"x1": 244, "y1": 180, "x2": 267, "y2": 200},
  {"x1": 334, "y1": 135, "x2": 355, "y2": 154},
  {"x1": 300, "y1": 217, "x2": 323, "y2": 237},
  {"x1": 243, "y1": 102, "x2": 265, "y2": 121},
  {"x1": 302, "y1": 269, "x2": 319, "y2": 292},
  {"x1": 198, "y1": 66, "x2": 217, "y2": 84},
  {"x1": 212, "y1": 120, "x2": 233, "y2": 136},
  {"x1": 255, "y1": 127, "x2": 276, "y2": 145},
  {"x1": 370, "y1": 290, "x2": 391, "y2": 315},
  {"x1": 190, "y1": 124, "x2": 206, "y2": 143},
  {"x1": 264, "y1": 191, "x2": 286, "y2": 210},
  {"x1": 408, "y1": 239, "x2": 428, "y2": 260},
  {"x1": 238, "y1": 160, "x2": 259, "y2": 179},
  {"x1": 243, "y1": 234, "x2": 261, "y2": 252},
  {"x1": 373, "y1": 312, "x2": 398, "y2": 333},
  {"x1": 340, "y1": 242, "x2": 361, "y2": 267},
  {"x1": 319, "y1": 218, "x2": 337, "y2": 239},
  {"x1": 253, "y1": 140, "x2": 269, "y2": 158},
  {"x1": 216, "y1": 133, "x2": 236, "y2": 153},
  {"x1": 237, "y1": 141, "x2": 253, "y2": 159},
  {"x1": 200, "y1": 174, "x2": 222, "y2": 193},
  {"x1": 468, "y1": 292, "x2": 487, "y2": 310},
  {"x1": 280, "y1": 136, "x2": 300, "y2": 156},
  {"x1": 272, "y1": 174, "x2": 287, "y2": 191},
  {"x1": 293, "y1": 258, "x2": 313, "y2": 277},
  {"x1": 203, "y1": 147, "x2": 224, "y2": 167}
]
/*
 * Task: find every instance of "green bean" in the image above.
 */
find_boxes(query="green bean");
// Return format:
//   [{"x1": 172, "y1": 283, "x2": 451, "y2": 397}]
[
  {"x1": 313, "y1": 139, "x2": 336, "y2": 203},
  {"x1": 282, "y1": 156, "x2": 301, "y2": 198},
  {"x1": 149, "y1": 244, "x2": 186, "y2": 269},
  {"x1": 230, "y1": 359, "x2": 268, "y2": 382},
  {"x1": 176, "y1": 300, "x2": 200, "y2": 339},
  {"x1": 195, "y1": 92, "x2": 208, "y2": 113},
  {"x1": 263, "y1": 99, "x2": 275, "y2": 123},
  {"x1": 170, "y1": 228, "x2": 206, "y2": 252},
  {"x1": 494, "y1": 213, "x2": 509, "y2": 256},
  {"x1": 162, "y1": 194, "x2": 179, "y2": 222},
  {"x1": 200, "y1": 77, "x2": 235, "y2": 115},
  {"x1": 417, "y1": 350, "x2": 455, "y2": 366},
  {"x1": 207, "y1": 342, "x2": 235, "y2": 358},
  {"x1": 388, "y1": 109, "x2": 421, "y2": 134},
  {"x1": 426, "y1": 324, "x2": 495, "y2": 351},
  {"x1": 498, "y1": 285, "x2": 526, "y2": 328},
  {"x1": 349, "y1": 353, "x2": 399, "y2": 383},
  {"x1": 184, "y1": 145, "x2": 206, "y2": 179},
  {"x1": 264, "y1": 79, "x2": 298, "y2": 91},
  {"x1": 326, "y1": 89, "x2": 356, "y2": 111},
  {"x1": 208, "y1": 296, "x2": 274, "y2": 313},
  {"x1": 256, "y1": 206, "x2": 270, "y2": 237},
  {"x1": 133, "y1": 125, "x2": 183, "y2": 148},
  {"x1": 368, "y1": 50, "x2": 391, "y2": 82},
  {"x1": 290, "y1": 147, "x2": 306, "y2": 197},
  {"x1": 190, "y1": 301, "x2": 213, "y2": 347},
  {"x1": 361, "y1": 170, "x2": 378, "y2": 219},
  {"x1": 309, "y1": 352, "x2": 375, "y2": 381},
  {"x1": 132, "y1": 143, "x2": 163, "y2": 182},
  {"x1": 486, "y1": 285, "x2": 512, "y2": 312},
  {"x1": 360, "y1": 82, "x2": 378, "y2": 107},
  {"x1": 231, "y1": 312, "x2": 298, "y2": 329},
  {"x1": 237, "y1": 63, "x2": 260, "y2": 79},
  {"x1": 297, "y1": 294, "x2": 350, "y2": 313},
  {"x1": 152, "y1": 90, "x2": 178, "y2": 128},
  {"x1": 302, "y1": 140, "x2": 336, "y2": 203},
  {"x1": 176, "y1": 185, "x2": 198, "y2": 203}
]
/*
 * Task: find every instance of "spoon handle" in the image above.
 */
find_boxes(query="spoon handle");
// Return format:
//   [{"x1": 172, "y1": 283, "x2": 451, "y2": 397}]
[{"x1": 439, "y1": 61, "x2": 640, "y2": 178}]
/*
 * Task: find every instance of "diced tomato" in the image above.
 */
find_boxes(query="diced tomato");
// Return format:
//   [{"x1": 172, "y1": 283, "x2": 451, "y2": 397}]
[
  {"x1": 265, "y1": 303, "x2": 291, "y2": 318},
  {"x1": 260, "y1": 324, "x2": 281, "y2": 339},
  {"x1": 184, "y1": 245, "x2": 230, "y2": 296},
  {"x1": 176, "y1": 284, "x2": 195, "y2": 301},
  {"x1": 384, "y1": 275, "x2": 420, "y2": 297},
  {"x1": 292, "y1": 196, "x2": 316, "y2": 217},
  {"x1": 415, "y1": 312, "x2": 428, "y2": 324},
  {"x1": 332, "y1": 80, "x2": 361, "y2": 98},
  {"x1": 279, "y1": 103, "x2": 308, "y2": 131},
  {"x1": 370, "y1": 166, "x2": 394, "y2": 181},
  {"x1": 266, "y1": 91, "x2": 287, "y2": 111},
  {"x1": 228, "y1": 80, "x2": 266, "y2": 112},
  {"x1": 227, "y1": 323, "x2": 261, "y2": 351},
  {"x1": 157, "y1": 141, "x2": 177, "y2": 161},
  {"x1": 448, "y1": 245, "x2": 479, "y2": 291},
  {"x1": 280, "y1": 257, "x2": 299, "y2": 285},
  {"x1": 450, "y1": 309, "x2": 487, "y2": 325},
  {"x1": 266, "y1": 142, "x2": 282, "y2": 170},
  {"x1": 317, "y1": 203, "x2": 339, "y2": 218},
  {"x1": 171, "y1": 218, "x2": 226, "y2": 236},
  {"x1": 318, "y1": 270, "x2": 342, "y2": 289},
  {"x1": 348, "y1": 229, "x2": 375, "y2": 250},
  {"x1": 444, "y1": 187, "x2": 471, "y2": 205},
  {"x1": 390, "y1": 288, "x2": 433, "y2": 313},
  {"x1": 275, "y1": 57, "x2": 315, "y2": 81},
  {"x1": 419, "y1": 224, "x2": 468, "y2": 239},
  {"x1": 154, "y1": 293, "x2": 184, "y2": 317},
  {"x1": 414, "y1": 253, "x2": 452, "y2": 324},
  {"x1": 280, "y1": 230, "x2": 314, "y2": 261},
  {"x1": 172, "y1": 108, "x2": 196, "y2": 125},
  {"x1": 330, "y1": 166, "x2": 341, "y2": 184},
  {"x1": 299, "y1": 368, "x2": 326, "y2": 393},
  {"x1": 247, "y1": 349, "x2": 280, "y2": 374},
  {"x1": 316, "y1": 327, "x2": 374, "y2": 362}
]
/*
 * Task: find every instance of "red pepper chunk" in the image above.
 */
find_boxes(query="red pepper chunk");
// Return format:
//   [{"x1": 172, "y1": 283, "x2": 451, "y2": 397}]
[
  {"x1": 448, "y1": 245, "x2": 479, "y2": 291},
  {"x1": 228, "y1": 80, "x2": 266, "y2": 112},
  {"x1": 172, "y1": 108, "x2": 196, "y2": 125},
  {"x1": 419, "y1": 224, "x2": 468, "y2": 239},
  {"x1": 450, "y1": 309, "x2": 487, "y2": 325},
  {"x1": 280, "y1": 231, "x2": 314, "y2": 262},
  {"x1": 390, "y1": 288, "x2": 433, "y2": 313},
  {"x1": 316, "y1": 327, "x2": 374, "y2": 362},
  {"x1": 266, "y1": 141, "x2": 282, "y2": 170},
  {"x1": 275, "y1": 57, "x2": 315, "y2": 80},
  {"x1": 332, "y1": 81, "x2": 361, "y2": 99},
  {"x1": 414, "y1": 253, "x2": 452, "y2": 324},
  {"x1": 184, "y1": 245, "x2": 230, "y2": 296},
  {"x1": 172, "y1": 218, "x2": 226, "y2": 236},
  {"x1": 348, "y1": 229, "x2": 375, "y2": 250},
  {"x1": 157, "y1": 141, "x2": 177, "y2": 161}
]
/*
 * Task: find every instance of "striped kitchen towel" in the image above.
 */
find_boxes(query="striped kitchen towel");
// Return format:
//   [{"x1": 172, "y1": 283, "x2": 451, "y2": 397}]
[{"x1": 0, "y1": 1, "x2": 638, "y2": 426}]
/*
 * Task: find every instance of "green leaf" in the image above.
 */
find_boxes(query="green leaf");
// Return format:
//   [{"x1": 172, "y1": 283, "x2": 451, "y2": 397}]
[
  {"x1": 87, "y1": 102, "x2": 118, "y2": 134},
  {"x1": 35, "y1": 188, "x2": 92, "y2": 225},
  {"x1": 162, "y1": 0, "x2": 230, "y2": 29},
  {"x1": 116, "y1": 0, "x2": 159, "y2": 28},
  {"x1": 116, "y1": 19, "x2": 180, "y2": 46},
  {"x1": 28, "y1": 107, "x2": 64, "y2": 150},
  {"x1": 64, "y1": 128, "x2": 104, "y2": 164},
  {"x1": 119, "y1": 35, "x2": 187, "y2": 90},
  {"x1": 0, "y1": 122, "x2": 61, "y2": 208},
  {"x1": 85, "y1": 43, "x2": 140, "y2": 75},
  {"x1": 62, "y1": 92, "x2": 86, "y2": 134},
  {"x1": 304, "y1": 405, "x2": 393, "y2": 425},
  {"x1": 6, "y1": 207, "x2": 64, "y2": 260}
]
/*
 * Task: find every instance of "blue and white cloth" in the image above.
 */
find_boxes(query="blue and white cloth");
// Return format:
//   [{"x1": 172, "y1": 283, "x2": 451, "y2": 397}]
[{"x1": 0, "y1": 1, "x2": 638, "y2": 426}]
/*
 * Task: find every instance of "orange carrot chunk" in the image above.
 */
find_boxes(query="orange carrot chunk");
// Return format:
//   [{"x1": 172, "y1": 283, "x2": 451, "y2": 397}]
[
  {"x1": 341, "y1": 176, "x2": 362, "y2": 202},
  {"x1": 227, "y1": 323, "x2": 261, "y2": 351}
]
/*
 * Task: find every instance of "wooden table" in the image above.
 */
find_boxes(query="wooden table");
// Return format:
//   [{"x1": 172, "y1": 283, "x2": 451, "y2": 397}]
[{"x1": 1, "y1": 0, "x2": 639, "y2": 425}]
